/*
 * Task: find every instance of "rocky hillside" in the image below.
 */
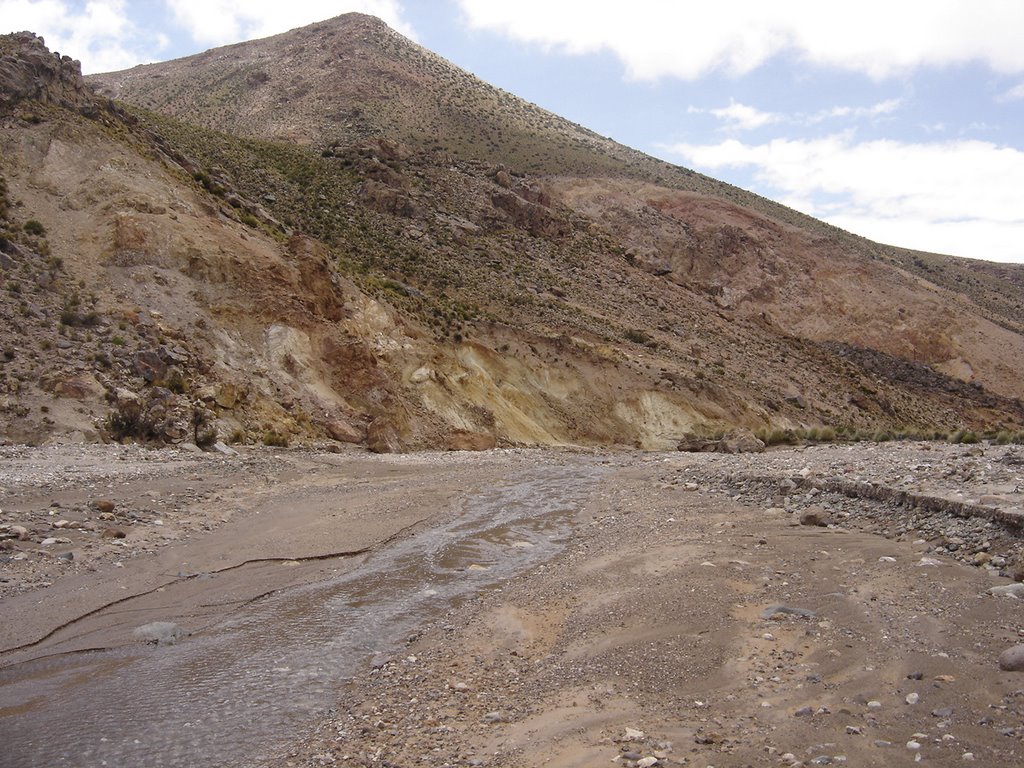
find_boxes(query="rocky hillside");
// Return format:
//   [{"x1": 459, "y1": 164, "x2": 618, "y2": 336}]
[{"x1": 1, "y1": 24, "x2": 1022, "y2": 451}]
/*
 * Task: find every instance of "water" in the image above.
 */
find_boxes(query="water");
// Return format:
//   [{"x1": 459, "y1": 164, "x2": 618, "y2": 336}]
[{"x1": 0, "y1": 460, "x2": 601, "y2": 767}]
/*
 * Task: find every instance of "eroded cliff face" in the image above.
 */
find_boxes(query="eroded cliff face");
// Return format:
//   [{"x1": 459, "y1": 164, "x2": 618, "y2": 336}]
[
  {"x1": 1, "y1": 30, "x2": 1022, "y2": 451},
  {"x1": 547, "y1": 178, "x2": 1024, "y2": 403}
]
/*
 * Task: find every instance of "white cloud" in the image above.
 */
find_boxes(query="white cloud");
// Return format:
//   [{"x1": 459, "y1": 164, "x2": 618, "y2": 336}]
[
  {"x1": 164, "y1": 0, "x2": 415, "y2": 47},
  {"x1": 0, "y1": 1, "x2": 417, "y2": 72},
  {"x1": 708, "y1": 100, "x2": 780, "y2": 131},
  {"x1": 809, "y1": 98, "x2": 902, "y2": 123},
  {"x1": 997, "y1": 82, "x2": 1024, "y2": 102},
  {"x1": 664, "y1": 135, "x2": 1024, "y2": 262},
  {"x1": 0, "y1": 0, "x2": 157, "y2": 72},
  {"x1": 457, "y1": 0, "x2": 1024, "y2": 80},
  {"x1": 694, "y1": 98, "x2": 902, "y2": 131}
]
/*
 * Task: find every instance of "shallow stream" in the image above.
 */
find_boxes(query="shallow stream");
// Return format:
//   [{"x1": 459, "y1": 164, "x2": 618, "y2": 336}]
[{"x1": 0, "y1": 460, "x2": 601, "y2": 767}]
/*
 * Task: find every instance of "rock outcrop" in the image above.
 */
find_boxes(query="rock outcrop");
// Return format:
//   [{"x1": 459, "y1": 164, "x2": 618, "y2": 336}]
[{"x1": 0, "y1": 32, "x2": 95, "y2": 114}]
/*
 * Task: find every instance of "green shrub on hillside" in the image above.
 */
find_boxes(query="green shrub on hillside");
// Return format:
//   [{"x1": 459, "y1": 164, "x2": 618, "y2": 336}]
[{"x1": 22, "y1": 219, "x2": 45, "y2": 236}]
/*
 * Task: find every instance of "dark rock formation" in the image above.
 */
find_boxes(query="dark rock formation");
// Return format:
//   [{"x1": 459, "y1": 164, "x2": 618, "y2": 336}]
[{"x1": 0, "y1": 32, "x2": 95, "y2": 115}]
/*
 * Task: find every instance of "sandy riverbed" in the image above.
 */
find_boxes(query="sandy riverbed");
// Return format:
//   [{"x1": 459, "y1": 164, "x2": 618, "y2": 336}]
[{"x1": 2, "y1": 442, "x2": 1023, "y2": 767}]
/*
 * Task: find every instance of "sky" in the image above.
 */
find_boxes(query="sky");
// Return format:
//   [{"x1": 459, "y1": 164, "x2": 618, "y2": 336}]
[{"x1": 3, "y1": 1, "x2": 1023, "y2": 264}]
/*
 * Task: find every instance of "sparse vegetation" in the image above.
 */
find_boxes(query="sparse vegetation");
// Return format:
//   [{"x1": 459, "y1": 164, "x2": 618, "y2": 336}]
[
  {"x1": 262, "y1": 430, "x2": 289, "y2": 447},
  {"x1": 106, "y1": 399, "x2": 157, "y2": 442},
  {"x1": 22, "y1": 219, "x2": 45, "y2": 236},
  {"x1": 192, "y1": 405, "x2": 217, "y2": 448},
  {"x1": 949, "y1": 429, "x2": 980, "y2": 444}
]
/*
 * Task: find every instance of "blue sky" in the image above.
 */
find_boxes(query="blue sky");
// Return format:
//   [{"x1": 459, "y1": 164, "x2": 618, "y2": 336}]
[{"x1": 3, "y1": 0, "x2": 1023, "y2": 263}]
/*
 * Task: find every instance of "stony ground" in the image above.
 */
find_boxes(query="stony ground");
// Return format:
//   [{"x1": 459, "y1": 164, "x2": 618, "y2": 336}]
[
  {"x1": 2, "y1": 441, "x2": 1023, "y2": 768},
  {"x1": 256, "y1": 442, "x2": 1024, "y2": 768},
  {"x1": 0, "y1": 442, "x2": 281, "y2": 598}
]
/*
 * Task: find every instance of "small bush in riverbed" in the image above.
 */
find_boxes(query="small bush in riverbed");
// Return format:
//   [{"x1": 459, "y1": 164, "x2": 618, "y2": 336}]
[
  {"x1": 995, "y1": 430, "x2": 1024, "y2": 445},
  {"x1": 755, "y1": 427, "x2": 799, "y2": 446},
  {"x1": 949, "y1": 429, "x2": 979, "y2": 444},
  {"x1": 262, "y1": 430, "x2": 288, "y2": 447},
  {"x1": 106, "y1": 399, "x2": 157, "y2": 441},
  {"x1": 805, "y1": 426, "x2": 837, "y2": 443}
]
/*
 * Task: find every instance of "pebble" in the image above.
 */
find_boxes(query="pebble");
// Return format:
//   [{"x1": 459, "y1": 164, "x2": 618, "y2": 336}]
[
  {"x1": 636, "y1": 758, "x2": 658, "y2": 768},
  {"x1": 907, "y1": 741, "x2": 922, "y2": 750},
  {"x1": 906, "y1": 692, "x2": 920, "y2": 705},
  {"x1": 761, "y1": 604, "x2": 817, "y2": 620},
  {"x1": 133, "y1": 621, "x2": 188, "y2": 646},
  {"x1": 867, "y1": 700, "x2": 882, "y2": 709}
]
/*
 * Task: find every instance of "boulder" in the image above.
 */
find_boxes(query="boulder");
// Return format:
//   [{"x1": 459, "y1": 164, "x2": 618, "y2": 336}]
[
  {"x1": 131, "y1": 350, "x2": 167, "y2": 383},
  {"x1": 678, "y1": 428, "x2": 765, "y2": 454},
  {"x1": 367, "y1": 418, "x2": 404, "y2": 454},
  {"x1": 719, "y1": 429, "x2": 766, "y2": 454},
  {"x1": 54, "y1": 376, "x2": 99, "y2": 400},
  {"x1": 114, "y1": 387, "x2": 140, "y2": 406},
  {"x1": 800, "y1": 507, "x2": 830, "y2": 527},
  {"x1": 998, "y1": 644, "x2": 1024, "y2": 671},
  {"x1": 214, "y1": 383, "x2": 239, "y2": 409},
  {"x1": 409, "y1": 366, "x2": 433, "y2": 384},
  {"x1": 326, "y1": 419, "x2": 364, "y2": 444},
  {"x1": 677, "y1": 435, "x2": 720, "y2": 453}
]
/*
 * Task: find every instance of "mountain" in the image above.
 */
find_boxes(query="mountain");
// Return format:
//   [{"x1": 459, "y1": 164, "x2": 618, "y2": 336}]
[{"x1": 1, "y1": 18, "x2": 1022, "y2": 450}]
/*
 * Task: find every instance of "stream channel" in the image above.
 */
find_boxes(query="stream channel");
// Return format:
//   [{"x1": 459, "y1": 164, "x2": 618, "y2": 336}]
[{"x1": 0, "y1": 459, "x2": 603, "y2": 767}]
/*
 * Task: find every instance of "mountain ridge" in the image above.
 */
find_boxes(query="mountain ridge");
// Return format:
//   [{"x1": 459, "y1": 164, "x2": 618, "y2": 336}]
[{"x1": 0, "y1": 19, "x2": 1022, "y2": 449}]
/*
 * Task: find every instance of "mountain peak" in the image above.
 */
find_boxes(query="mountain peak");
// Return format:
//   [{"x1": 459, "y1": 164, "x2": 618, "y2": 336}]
[{"x1": 2, "y1": 23, "x2": 1023, "y2": 449}]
